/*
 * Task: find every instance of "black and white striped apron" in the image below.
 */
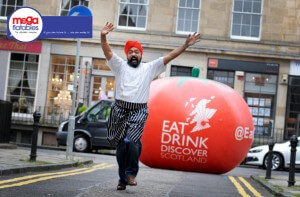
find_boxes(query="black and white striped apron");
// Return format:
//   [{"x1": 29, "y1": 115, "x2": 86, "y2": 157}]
[{"x1": 107, "y1": 99, "x2": 149, "y2": 146}]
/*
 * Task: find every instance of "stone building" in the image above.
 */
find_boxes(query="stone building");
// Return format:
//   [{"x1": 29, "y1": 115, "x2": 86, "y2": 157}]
[{"x1": 0, "y1": 0, "x2": 299, "y2": 146}]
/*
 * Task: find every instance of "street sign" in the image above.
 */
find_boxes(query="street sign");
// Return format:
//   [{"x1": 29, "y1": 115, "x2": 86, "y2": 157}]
[{"x1": 68, "y1": 5, "x2": 92, "y2": 16}]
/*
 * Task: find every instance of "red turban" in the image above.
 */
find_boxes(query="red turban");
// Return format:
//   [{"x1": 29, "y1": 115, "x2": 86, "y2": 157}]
[{"x1": 124, "y1": 40, "x2": 143, "y2": 55}]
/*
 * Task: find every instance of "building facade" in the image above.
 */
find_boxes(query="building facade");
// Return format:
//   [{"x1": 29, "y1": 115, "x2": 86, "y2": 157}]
[{"x1": 0, "y1": 0, "x2": 299, "y2": 146}]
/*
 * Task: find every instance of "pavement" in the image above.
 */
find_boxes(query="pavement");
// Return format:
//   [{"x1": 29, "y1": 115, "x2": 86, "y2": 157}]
[
  {"x1": 251, "y1": 175, "x2": 300, "y2": 197},
  {"x1": 0, "y1": 143, "x2": 93, "y2": 176},
  {"x1": 1, "y1": 143, "x2": 300, "y2": 196}
]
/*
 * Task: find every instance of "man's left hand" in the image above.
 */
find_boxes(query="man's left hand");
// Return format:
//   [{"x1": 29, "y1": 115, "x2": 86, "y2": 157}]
[{"x1": 185, "y1": 32, "x2": 201, "y2": 47}]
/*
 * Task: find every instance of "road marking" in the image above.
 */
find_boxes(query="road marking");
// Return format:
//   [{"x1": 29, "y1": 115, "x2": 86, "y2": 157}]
[
  {"x1": 0, "y1": 163, "x2": 114, "y2": 189},
  {"x1": 228, "y1": 176, "x2": 250, "y2": 197},
  {"x1": 238, "y1": 177, "x2": 262, "y2": 197},
  {"x1": 0, "y1": 163, "x2": 107, "y2": 185}
]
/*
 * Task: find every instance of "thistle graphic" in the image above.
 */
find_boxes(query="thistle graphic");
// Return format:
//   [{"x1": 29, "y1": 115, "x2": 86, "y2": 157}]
[{"x1": 186, "y1": 98, "x2": 217, "y2": 133}]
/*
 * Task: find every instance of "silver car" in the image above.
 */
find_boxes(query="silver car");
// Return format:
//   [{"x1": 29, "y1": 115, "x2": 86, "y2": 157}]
[{"x1": 245, "y1": 137, "x2": 300, "y2": 170}]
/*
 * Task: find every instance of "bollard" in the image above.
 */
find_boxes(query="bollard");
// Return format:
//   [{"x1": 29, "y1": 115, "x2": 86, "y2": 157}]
[
  {"x1": 30, "y1": 111, "x2": 41, "y2": 162},
  {"x1": 288, "y1": 135, "x2": 298, "y2": 187},
  {"x1": 265, "y1": 138, "x2": 274, "y2": 179}
]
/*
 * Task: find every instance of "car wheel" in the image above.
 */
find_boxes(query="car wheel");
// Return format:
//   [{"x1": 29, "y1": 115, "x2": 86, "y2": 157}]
[
  {"x1": 73, "y1": 134, "x2": 90, "y2": 152},
  {"x1": 263, "y1": 152, "x2": 283, "y2": 170}
]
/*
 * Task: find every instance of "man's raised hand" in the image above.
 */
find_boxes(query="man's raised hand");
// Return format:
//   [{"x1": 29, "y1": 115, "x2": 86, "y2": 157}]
[
  {"x1": 101, "y1": 22, "x2": 114, "y2": 36},
  {"x1": 185, "y1": 32, "x2": 200, "y2": 47}
]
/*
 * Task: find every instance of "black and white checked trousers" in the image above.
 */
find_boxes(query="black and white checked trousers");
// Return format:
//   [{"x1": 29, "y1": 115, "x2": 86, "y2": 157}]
[{"x1": 107, "y1": 99, "x2": 149, "y2": 146}]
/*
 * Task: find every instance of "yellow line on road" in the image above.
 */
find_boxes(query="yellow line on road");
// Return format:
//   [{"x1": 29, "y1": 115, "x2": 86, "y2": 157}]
[
  {"x1": 228, "y1": 176, "x2": 250, "y2": 197},
  {"x1": 0, "y1": 163, "x2": 107, "y2": 185},
  {"x1": 238, "y1": 177, "x2": 262, "y2": 197},
  {"x1": 0, "y1": 163, "x2": 114, "y2": 189}
]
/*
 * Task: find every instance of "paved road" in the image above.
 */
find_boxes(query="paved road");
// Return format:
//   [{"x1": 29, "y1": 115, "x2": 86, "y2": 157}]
[{"x1": 1, "y1": 149, "x2": 297, "y2": 197}]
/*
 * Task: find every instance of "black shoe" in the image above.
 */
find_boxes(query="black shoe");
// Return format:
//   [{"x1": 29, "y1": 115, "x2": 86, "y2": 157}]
[{"x1": 117, "y1": 183, "x2": 126, "y2": 190}]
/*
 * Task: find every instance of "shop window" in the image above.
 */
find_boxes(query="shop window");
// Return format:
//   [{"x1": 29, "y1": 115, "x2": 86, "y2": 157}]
[
  {"x1": 231, "y1": 0, "x2": 262, "y2": 40},
  {"x1": 207, "y1": 70, "x2": 234, "y2": 88},
  {"x1": 93, "y1": 59, "x2": 110, "y2": 71},
  {"x1": 244, "y1": 73, "x2": 277, "y2": 137},
  {"x1": 171, "y1": 65, "x2": 192, "y2": 76},
  {"x1": 92, "y1": 76, "x2": 115, "y2": 102},
  {"x1": 91, "y1": 58, "x2": 115, "y2": 103},
  {"x1": 285, "y1": 76, "x2": 300, "y2": 139},
  {"x1": 47, "y1": 55, "x2": 80, "y2": 118},
  {"x1": 177, "y1": 0, "x2": 201, "y2": 34},
  {"x1": 60, "y1": 0, "x2": 89, "y2": 16},
  {"x1": 118, "y1": 0, "x2": 148, "y2": 30},
  {"x1": 6, "y1": 53, "x2": 39, "y2": 114},
  {"x1": 0, "y1": 0, "x2": 23, "y2": 17}
]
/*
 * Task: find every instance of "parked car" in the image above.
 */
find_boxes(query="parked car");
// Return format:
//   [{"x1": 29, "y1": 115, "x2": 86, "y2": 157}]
[
  {"x1": 56, "y1": 99, "x2": 115, "y2": 152},
  {"x1": 245, "y1": 137, "x2": 300, "y2": 170}
]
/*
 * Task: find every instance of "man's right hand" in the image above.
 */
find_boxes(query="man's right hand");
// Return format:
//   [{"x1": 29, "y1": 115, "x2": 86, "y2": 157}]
[{"x1": 101, "y1": 22, "x2": 114, "y2": 36}]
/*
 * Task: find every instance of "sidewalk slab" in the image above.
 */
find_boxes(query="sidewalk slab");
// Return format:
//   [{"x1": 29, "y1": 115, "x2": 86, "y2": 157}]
[
  {"x1": 0, "y1": 147, "x2": 93, "y2": 176},
  {"x1": 251, "y1": 175, "x2": 300, "y2": 197}
]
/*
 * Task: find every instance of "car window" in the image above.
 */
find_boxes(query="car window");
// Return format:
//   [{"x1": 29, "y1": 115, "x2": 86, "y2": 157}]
[{"x1": 87, "y1": 101, "x2": 112, "y2": 123}]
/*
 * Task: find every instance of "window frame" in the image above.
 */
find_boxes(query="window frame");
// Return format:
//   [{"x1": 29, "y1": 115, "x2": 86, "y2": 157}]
[
  {"x1": 176, "y1": 0, "x2": 201, "y2": 35},
  {"x1": 243, "y1": 72, "x2": 278, "y2": 137},
  {"x1": 207, "y1": 69, "x2": 235, "y2": 88},
  {"x1": 170, "y1": 65, "x2": 193, "y2": 77},
  {"x1": 59, "y1": 0, "x2": 89, "y2": 16},
  {"x1": 117, "y1": 0, "x2": 149, "y2": 31},
  {"x1": 0, "y1": 0, "x2": 26, "y2": 20},
  {"x1": 46, "y1": 54, "x2": 81, "y2": 117},
  {"x1": 5, "y1": 52, "x2": 40, "y2": 114},
  {"x1": 86, "y1": 100, "x2": 112, "y2": 123},
  {"x1": 230, "y1": 0, "x2": 264, "y2": 41}
]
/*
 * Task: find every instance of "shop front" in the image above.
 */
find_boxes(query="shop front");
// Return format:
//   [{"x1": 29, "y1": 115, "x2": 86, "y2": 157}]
[
  {"x1": 285, "y1": 61, "x2": 300, "y2": 139},
  {"x1": 46, "y1": 54, "x2": 115, "y2": 120},
  {"x1": 0, "y1": 39, "x2": 42, "y2": 116},
  {"x1": 207, "y1": 58, "x2": 279, "y2": 138}
]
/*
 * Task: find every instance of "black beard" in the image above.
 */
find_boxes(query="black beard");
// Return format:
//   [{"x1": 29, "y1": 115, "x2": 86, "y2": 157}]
[{"x1": 127, "y1": 56, "x2": 141, "y2": 68}]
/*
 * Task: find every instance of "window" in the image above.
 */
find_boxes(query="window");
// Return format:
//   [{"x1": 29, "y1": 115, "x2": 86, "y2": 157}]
[
  {"x1": 91, "y1": 59, "x2": 115, "y2": 102},
  {"x1": 47, "y1": 55, "x2": 80, "y2": 119},
  {"x1": 244, "y1": 73, "x2": 277, "y2": 137},
  {"x1": 118, "y1": 0, "x2": 148, "y2": 30},
  {"x1": 285, "y1": 76, "x2": 300, "y2": 139},
  {"x1": 93, "y1": 58, "x2": 110, "y2": 71},
  {"x1": 60, "y1": 0, "x2": 89, "y2": 16},
  {"x1": 6, "y1": 53, "x2": 39, "y2": 114},
  {"x1": 92, "y1": 76, "x2": 115, "y2": 101},
  {"x1": 244, "y1": 73, "x2": 277, "y2": 94},
  {"x1": 207, "y1": 70, "x2": 235, "y2": 88},
  {"x1": 177, "y1": 0, "x2": 200, "y2": 34},
  {"x1": 0, "y1": 0, "x2": 24, "y2": 17},
  {"x1": 231, "y1": 0, "x2": 263, "y2": 40},
  {"x1": 171, "y1": 65, "x2": 192, "y2": 76},
  {"x1": 87, "y1": 101, "x2": 111, "y2": 122}
]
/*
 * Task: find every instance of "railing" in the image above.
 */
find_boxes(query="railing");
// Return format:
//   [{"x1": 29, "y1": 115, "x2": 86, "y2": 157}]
[
  {"x1": 11, "y1": 106, "x2": 71, "y2": 127},
  {"x1": 252, "y1": 128, "x2": 286, "y2": 147}
]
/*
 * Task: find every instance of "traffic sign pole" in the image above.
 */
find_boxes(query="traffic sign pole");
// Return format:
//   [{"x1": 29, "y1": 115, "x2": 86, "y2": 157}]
[
  {"x1": 66, "y1": 39, "x2": 81, "y2": 159},
  {"x1": 66, "y1": 5, "x2": 92, "y2": 159}
]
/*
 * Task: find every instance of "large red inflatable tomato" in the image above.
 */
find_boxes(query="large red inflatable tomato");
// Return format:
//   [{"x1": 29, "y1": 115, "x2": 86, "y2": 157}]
[{"x1": 140, "y1": 77, "x2": 254, "y2": 174}]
